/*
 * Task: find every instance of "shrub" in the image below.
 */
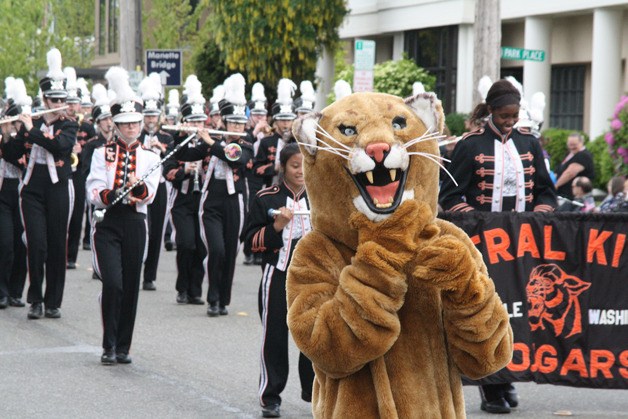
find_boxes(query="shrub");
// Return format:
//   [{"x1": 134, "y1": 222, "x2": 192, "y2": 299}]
[
  {"x1": 603, "y1": 95, "x2": 628, "y2": 175},
  {"x1": 445, "y1": 113, "x2": 468, "y2": 137}
]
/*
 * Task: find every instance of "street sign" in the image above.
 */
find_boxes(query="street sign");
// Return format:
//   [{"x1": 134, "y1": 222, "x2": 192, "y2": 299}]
[
  {"x1": 145, "y1": 49, "x2": 182, "y2": 86},
  {"x1": 128, "y1": 70, "x2": 143, "y2": 92},
  {"x1": 501, "y1": 46, "x2": 545, "y2": 62},
  {"x1": 354, "y1": 39, "x2": 376, "y2": 92}
]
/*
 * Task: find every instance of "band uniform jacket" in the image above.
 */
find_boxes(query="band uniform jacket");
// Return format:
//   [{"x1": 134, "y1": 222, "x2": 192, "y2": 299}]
[
  {"x1": 173, "y1": 134, "x2": 253, "y2": 195},
  {"x1": 86, "y1": 138, "x2": 161, "y2": 215},
  {"x1": 243, "y1": 182, "x2": 311, "y2": 270},
  {"x1": 252, "y1": 133, "x2": 295, "y2": 187},
  {"x1": 81, "y1": 133, "x2": 110, "y2": 178},
  {"x1": 3, "y1": 115, "x2": 78, "y2": 184},
  {"x1": 439, "y1": 119, "x2": 557, "y2": 213}
]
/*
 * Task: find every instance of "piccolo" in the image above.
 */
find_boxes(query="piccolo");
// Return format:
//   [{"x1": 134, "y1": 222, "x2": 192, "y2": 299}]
[
  {"x1": 267, "y1": 208, "x2": 311, "y2": 217},
  {"x1": 558, "y1": 196, "x2": 585, "y2": 207},
  {"x1": 161, "y1": 124, "x2": 247, "y2": 137},
  {"x1": 92, "y1": 133, "x2": 197, "y2": 224},
  {"x1": 0, "y1": 106, "x2": 69, "y2": 125},
  {"x1": 437, "y1": 136, "x2": 462, "y2": 147}
]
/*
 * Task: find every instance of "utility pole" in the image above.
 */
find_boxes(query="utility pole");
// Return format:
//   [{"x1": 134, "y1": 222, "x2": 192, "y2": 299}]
[
  {"x1": 472, "y1": 0, "x2": 501, "y2": 104},
  {"x1": 120, "y1": 0, "x2": 143, "y2": 71}
]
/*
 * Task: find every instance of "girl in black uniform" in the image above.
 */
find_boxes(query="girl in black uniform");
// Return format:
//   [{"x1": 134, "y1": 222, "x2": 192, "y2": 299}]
[
  {"x1": 3, "y1": 49, "x2": 78, "y2": 320},
  {"x1": 244, "y1": 144, "x2": 314, "y2": 418},
  {"x1": 86, "y1": 67, "x2": 161, "y2": 365},
  {"x1": 439, "y1": 79, "x2": 557, "y2": 414},
  {"x1": 162, "y1": 87, "x2": 208, "y2": 305},
  {"x1": 174, "y1": 74, "x2": 253, "y2": 317}
]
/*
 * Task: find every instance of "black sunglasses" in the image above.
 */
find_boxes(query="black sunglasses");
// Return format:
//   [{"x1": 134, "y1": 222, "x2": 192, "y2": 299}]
[{"x1": 48, "y1": 97, "x2": 66, "y2": 104}]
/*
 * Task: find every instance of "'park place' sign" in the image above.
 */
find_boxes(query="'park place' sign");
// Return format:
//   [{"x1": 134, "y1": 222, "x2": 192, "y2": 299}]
[
  {"x1": 501, "y1": 46, "x2": 545, "y2": 62},
  {"x1": 145, "y1": 49, "x2": 183, "y2": 86}
]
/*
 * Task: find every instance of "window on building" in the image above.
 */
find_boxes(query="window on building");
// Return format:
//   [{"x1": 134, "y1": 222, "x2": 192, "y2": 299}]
[
  {"x1": 98, "y1": 0, "x2": 106, "y2": 55},
  {"x1": 404, "y1": 26, "x2": 458, "y2": 114},
  {"x1": 550, "y1": 65, "x2": 585, "y2": 130},
  {"x1": 108, "y1": 0, "x2": 119, "y2": 54}
]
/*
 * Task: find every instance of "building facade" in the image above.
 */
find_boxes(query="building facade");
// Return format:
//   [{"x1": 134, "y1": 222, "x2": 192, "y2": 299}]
[{"x1": 332, "y1": 0, "x2": 628, "y2": 139}]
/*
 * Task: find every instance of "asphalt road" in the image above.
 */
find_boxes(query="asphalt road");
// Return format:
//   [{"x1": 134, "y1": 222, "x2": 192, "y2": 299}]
[{"x1": 1, "y1": 247, "x2": 626, "y2": 418}]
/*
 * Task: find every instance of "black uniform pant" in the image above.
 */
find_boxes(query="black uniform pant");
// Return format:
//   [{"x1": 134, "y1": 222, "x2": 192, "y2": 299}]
[
  {"x1": 83, "y1": 204, "x2": 92, "y2": 246},
  {"x1": 200, "y1": 180, "x2": 243, "y2": 306},
  {"x1": 20, "y1": 165, "x2": 72, "y2": 308},
  {"x1": 144, "y1": 182, "x2": 167, "y2": 283},
  {"x1": 93, "y1": 205, "x2": 146, "y2": 353},
  {"x1": 67, "y1": 171, "x2": 86, "y2": 263},
  {"x1": 171, "y1": 190, "x2": 205, "y2": 298},
  {"x1": 0, "y1": 178, "x2": 27, "y2": 299},
  {"x1": 242, "y1": 175, "x2": 264, "y2": 257},
  {"x1": 258, "y1": 264, "x2": 314, "y2": 407}
]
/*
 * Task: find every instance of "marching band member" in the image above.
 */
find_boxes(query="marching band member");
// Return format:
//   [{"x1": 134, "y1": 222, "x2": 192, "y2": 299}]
[
  {"x1": 174, "y1": 73, "x2": 253, "y2": 317},
  {"x1": 2, "y1": 48, "x2": 78, "y2": 320},
  {"x1": 293, "y1": 80, "x2": 316, "y2": 117},
  {"x1": 0, "y1": 79, "x2": 28, "y2": 309},
  {"x1": 207, "y1": 84, "x2": 225, "y2": 131},
  {"x1": 243, "y1": 144, "x2": 314, "y2": 418},
  {"x1": 81, "y1": 83, "x2": 114, "y2": 266},
  {"x1": 242, "y1": 82, "x2": 270, "y2": 266},
  {"x1": 65, "y1": 66, "x2": 97, "y2": 270},
  {"x1": 86, "y1": 67, "x2": 160, "y2": 365},
  {"x1": 162, "y1": 76, "x2": 207, "y2": 305},
  {"x1": 138, "y1": 74, "x2": 173, "y2": 291},
  {"x1": 253, "y1": 79, "x2": 297, "y2": 188}
]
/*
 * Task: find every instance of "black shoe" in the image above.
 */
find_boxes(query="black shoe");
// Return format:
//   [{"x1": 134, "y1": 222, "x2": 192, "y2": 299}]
[
  {"x1": 504, "y1": 385, "x2": 518, "y2": 408},
  {"x1": 219, "y1": 305, "x2": 228, "y2": 315},
  {"x1": 9, "y1": 297, "x2": 25, "y2": 307},
  {"x1": 143, "y1": 281, "x2": 156, "y2": 291},
  {"x1": 164, "y1": 241, "x2": 174, "y2": 251},
  {"x1": 0, "y1": 296, "x2": 8, "y2": 309},
  {"x1": 254, "y1": 255, "x2": 263, "y2": 265},
  {"x1": 92, "y1": 271, "x2": 101, "y2": 280},
  {"x1": 101, "y1": 349, "x2": 116, "y2": 365},
  {"x1": 187, "y1": 296, "x2": 204, "y2": 305},
  {"x1": 27, "y1": 303, "x2": 43, "y2": 319},
  {"x1": 44, "y1": 308, "x2": 61, "y2": 319},
  {"x1": 83, "y1": 242, "x2": 91, "y2": 251},
  {"x1": 481, "y1": 397, "x2": 511, "y2": 414},
  {"x1": 243, "y1": 254, "x2": 254, "y2": 265},
  {"x1": 116, "y1": 353, "x2": 132, "y2": 364},
  {"x1": 207, "y1": 303, "x2": 219, "y2": 317},
  {"x1": 176, "y1": 292, "x2": 188, "y2": 304},
  {"x1": 261, "y1": 404, "x2": 281, "y2": 418},
  {"x1": 67, "y1": 261, "x2": 76, "y2": 270}
]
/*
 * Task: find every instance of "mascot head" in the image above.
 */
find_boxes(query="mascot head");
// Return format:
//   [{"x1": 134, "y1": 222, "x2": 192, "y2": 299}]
[{"x1": 293, "y1": 92, "x2": 444, "y2": 249}]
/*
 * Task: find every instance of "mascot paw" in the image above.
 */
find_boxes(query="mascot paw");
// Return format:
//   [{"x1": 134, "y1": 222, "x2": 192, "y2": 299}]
[
  {"x1": 350, "y1": 200, "x2": 433, "y2": 257},
  {"x1": 412, "y1": 235, "x2": 474, "y2": 291}
]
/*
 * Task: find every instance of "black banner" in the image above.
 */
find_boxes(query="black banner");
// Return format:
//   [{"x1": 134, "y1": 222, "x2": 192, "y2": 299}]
[{"x1": 440, "y1": 212, "x2": 628, "y2": 389}]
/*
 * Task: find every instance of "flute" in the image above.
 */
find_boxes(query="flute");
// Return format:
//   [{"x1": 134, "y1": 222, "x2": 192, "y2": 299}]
[
  {"x1": 161, "y1": 124, "x2": 247, "y2": 137},
  {"x1": 0, "y1": 106, "x2": 69, "y2": 125},
  {"x1": 267, "y1": 209, "x2": 311, "y2": 217}
]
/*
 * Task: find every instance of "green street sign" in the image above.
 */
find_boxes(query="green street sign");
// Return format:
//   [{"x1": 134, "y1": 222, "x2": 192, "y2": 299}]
[{"x1": 501, "y1": 46, "x2": 545, "y2": 62}]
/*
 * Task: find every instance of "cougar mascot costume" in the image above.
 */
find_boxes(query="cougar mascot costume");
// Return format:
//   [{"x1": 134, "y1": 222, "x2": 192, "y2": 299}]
[{"x1": 287, "y1": 92, "x2": 513, "y2": 418}]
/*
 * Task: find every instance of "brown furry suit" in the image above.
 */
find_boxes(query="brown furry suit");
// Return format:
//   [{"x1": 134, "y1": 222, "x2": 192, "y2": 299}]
[{"x1": 287, "y1": 92, "x2": 513, "y2": 418}]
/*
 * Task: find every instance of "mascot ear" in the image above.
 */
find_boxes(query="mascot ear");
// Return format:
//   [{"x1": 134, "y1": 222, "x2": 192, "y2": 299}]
[
  {"x1": 292, "y1": 111, "x2": 322, "y2": 157},
  {"x1": 404, "y1": 92, "x2": 445, "y2": 134}
]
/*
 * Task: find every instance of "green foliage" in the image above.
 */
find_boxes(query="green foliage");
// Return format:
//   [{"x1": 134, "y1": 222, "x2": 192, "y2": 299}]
[
  {"x1": 587, "y1": 135, "x2": 615, "y2": 190},
  {"x1": 202, "y1": 0, "x2": 348, "y2": 89},
  {"x1": 0, "y1": 0, "x2": 95, "y2": 94},
  {"x1": 541, "y1": 128, "x2": 583, "y2": 171},
  {"x1": 445, "y1": 113, "x2": 468, "y2": 137},
  {"x1": 332, "y1": 56, "x2": 435, "y2": 102},
  {"x1": 193, "y1": 38, "x2": 237, "y2": 98}
]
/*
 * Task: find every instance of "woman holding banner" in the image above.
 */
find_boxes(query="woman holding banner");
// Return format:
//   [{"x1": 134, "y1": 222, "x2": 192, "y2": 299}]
[{"x1": 439, "y1": 79, "x2": 557, "y2": 413}]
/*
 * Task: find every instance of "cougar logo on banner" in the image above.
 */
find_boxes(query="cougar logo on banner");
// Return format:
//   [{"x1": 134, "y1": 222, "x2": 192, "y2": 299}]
[{"x1": 526, "y1": 264, "x2": 591, "y2": 338}]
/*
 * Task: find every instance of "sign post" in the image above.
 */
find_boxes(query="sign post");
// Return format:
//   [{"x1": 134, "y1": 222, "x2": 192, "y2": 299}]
[
  {"x1": 145, "y1": 49, "x2": 183, "y2": 86},
  {"x1": 353, "y1": 40, "x2": 376, "y2": 92}
]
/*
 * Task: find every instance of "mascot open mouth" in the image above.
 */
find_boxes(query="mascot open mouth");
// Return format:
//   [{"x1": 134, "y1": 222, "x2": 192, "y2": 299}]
[{"x1": 348, "y1": 164, "x2": 408, "y2": 214}]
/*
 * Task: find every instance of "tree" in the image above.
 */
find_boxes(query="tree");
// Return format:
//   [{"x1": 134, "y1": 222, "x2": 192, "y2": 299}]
[
  {"x1": 202, "y1": 0, "x2": 348, "y2": 89},
  {"x1": 472, "y1": 0, "x2": 501, "y2": 104},
  {"x1": 0, "y1": 0, "x2": 94, "y2": 95},
  {"x1": 142, "y1": 0, "x2": 201, "y2": 77}
]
